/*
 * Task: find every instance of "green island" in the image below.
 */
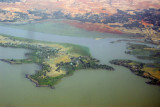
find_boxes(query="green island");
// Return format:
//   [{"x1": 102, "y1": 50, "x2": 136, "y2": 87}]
[
  {"x1": 110, "y1": 43, "x2": 160, "y2": 85},
  {"x1": 0, "y1": 34, "x2": 114, "y2": 88}
]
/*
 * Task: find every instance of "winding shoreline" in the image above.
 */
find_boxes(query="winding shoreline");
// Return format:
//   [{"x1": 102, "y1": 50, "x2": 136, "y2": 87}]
[
  {"x1": 25, "y1": 74, "x2": 55, "y2": 89},
  {"x1": 0, "y1": 34, "x2": 114, "y2": 88},
  {"x1": 110, "y1": 60, "x2": 160, "y2": 86},
  {"x1": 110, "y1": 42, "x2": 160, "y2": 86}
]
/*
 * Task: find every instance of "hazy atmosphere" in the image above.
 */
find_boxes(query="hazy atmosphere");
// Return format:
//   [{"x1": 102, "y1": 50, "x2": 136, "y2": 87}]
[{"x1": 0, "y1": 0, "x2": 160, "y2": 107}]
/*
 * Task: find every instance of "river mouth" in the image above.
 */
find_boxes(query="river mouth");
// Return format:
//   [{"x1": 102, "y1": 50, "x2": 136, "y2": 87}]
[{"x1": 0, "y1": 21, "x2": 160, "y2": 106}]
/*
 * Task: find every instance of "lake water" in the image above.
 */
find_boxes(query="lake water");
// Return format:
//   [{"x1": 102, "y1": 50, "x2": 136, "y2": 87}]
[{"x1": 0, "y1": 22, "x2": 160, "y2": 107}]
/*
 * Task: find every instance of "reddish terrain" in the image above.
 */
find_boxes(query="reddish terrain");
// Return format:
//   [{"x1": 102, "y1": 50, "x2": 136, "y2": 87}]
[
  {"x1": 64, "y1": 20, "x2": 124, "y2": 34},
  {"x1": 0, "y1": 0, "x2": 160, "y2": 44},
  {"x1": 0, "y1": 0, "x2": 160, "y2": 15}
]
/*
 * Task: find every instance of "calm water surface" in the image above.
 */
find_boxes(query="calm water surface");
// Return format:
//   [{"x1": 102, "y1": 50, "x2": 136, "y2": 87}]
[{"x1": 0, "y1": 24, "x2": 160, "y2": 106}]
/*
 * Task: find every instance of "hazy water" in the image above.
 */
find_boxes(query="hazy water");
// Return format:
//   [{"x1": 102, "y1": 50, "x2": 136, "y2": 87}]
[
  {"x1": 0, "y1": 21, "x2": 128, "y2": 38},
  {"x1": 0, "y1": 23, "x2": 160, "y2": 106}
]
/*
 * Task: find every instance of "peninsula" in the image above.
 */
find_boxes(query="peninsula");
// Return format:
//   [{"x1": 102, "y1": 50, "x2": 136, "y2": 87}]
[
  {"x1": 110, "y1": 43, "x2": 160, "y2": 86},
  {"x1": 0, "y1": 34, "x2": 114, "y2": 88}
]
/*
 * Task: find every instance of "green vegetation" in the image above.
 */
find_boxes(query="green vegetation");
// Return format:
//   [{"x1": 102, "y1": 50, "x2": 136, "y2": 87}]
[
  {"x1": 0, "y1": 21, "x2": 85, "y2": 37},
  {"x1": 111, "y1": 43, "x2": 160, "y2": 86},
  {"x1": 3, "y1": 34, "x2": 91, "y2": 56},
  {"x1": 0, "y1": 21, "x2": 109, "y2": 38},
  {"x1": 110, "y1": 59, "x2": 144, "y2": 75},
  {"x1": 125, "y1": 43, "x2": 160, "y2": 61},
  {"x1": 62, "y1": 43, "x2": 91, "y2": 56},
  {"x1": 110, "y1": 59, "x2": 160, "y2": 85},
  {"x1": 0, "y1": 34, "x2": 113, "y2": 88},
  {"x1": 30, "y1": 71, "x2": 64, "y2": 87}
]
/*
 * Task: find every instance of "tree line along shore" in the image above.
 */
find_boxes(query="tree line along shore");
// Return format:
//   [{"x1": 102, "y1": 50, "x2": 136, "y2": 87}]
[
  {"x1": 0, "y1": 34, "x2": 160, "y2": 87},
  {"x1": 0, "y1": 34, "x2": 114, "y2": 88},
  {"x1": 110, "y1": 43, "x2": 160, "y2": 86}
]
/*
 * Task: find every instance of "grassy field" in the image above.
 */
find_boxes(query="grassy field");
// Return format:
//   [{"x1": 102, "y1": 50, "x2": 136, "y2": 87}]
[
  {"x1": 0, "y1": 34, "x2": 113, "y2": 88},
  {"x1": 111, "y1": 43, "x2": 160, "y2": 86}
]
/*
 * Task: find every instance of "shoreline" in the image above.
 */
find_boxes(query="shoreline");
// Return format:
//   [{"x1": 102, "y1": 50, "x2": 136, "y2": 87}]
[
  {"x1": 110, "y1": 43, "x2": 160, "y2": 86},
  {"x1": 110, "y1": 60, "x2": 160, "y2": 86},
  {"x1": 0, "y1": 59, "x2": 22, "y2": 64},
  {"x1": 25, "y1": 74, "x2": 55, "y2": 89},
  {"x1": 110, "y1": 61, "x2": 160, "y2": 86},
  {"x1": 0, "y1": 34, "x2": 114, "y2": 88},
  {"x1": 1, "y1": 19, "x2": 159, "y2": 45}
]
